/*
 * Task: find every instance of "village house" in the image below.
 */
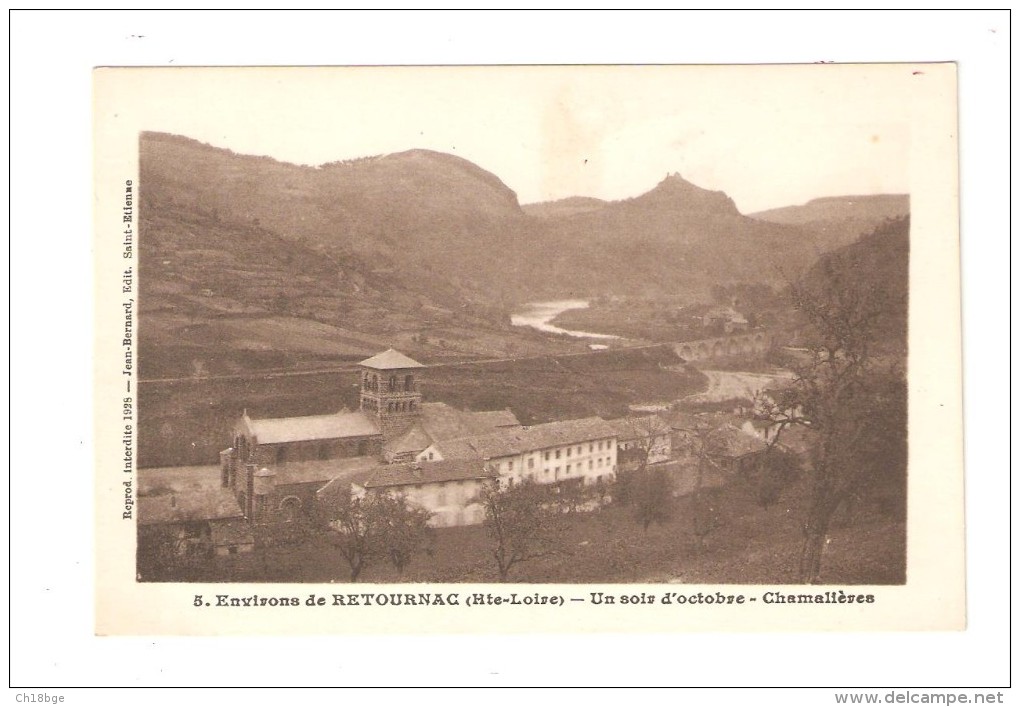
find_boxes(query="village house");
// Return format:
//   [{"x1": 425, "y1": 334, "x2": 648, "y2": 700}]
[
  {"x1": 702, "y1": 305, "x2": 749, "y2": 334},
  {"x1": 137, "y1": 466, "x2": 255, "y2": 557},
  {"x1": 383, "y1": 403, "x2": 520, "y2": 463},
  {"x1": 326, "y1": 458, "x2": 498, "y2": 528},
  {"x1": 419, "y1": 416, "x2": 619, "y2": 488}
]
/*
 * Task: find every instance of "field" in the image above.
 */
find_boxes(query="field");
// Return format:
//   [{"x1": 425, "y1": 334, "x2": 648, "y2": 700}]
[
  {"x1": 148, "y1": 477, "x2": 906, "y2": 585},
  {"x1": 138, "y1": 345, "x2": 708, "y2": 468}
]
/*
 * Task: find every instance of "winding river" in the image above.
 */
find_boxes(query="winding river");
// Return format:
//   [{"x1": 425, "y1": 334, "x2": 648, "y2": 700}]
[{"x1": 510, "y1": 300, "x2": 619, "y2": 340}]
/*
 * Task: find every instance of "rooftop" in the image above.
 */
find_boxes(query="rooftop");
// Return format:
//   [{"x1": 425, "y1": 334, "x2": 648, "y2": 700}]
[
  {"x1": 138, "y1": 488, "x2": 244, "y2": 525},
  {"x1": 384, "y1": 404, "x2": 522, "y2": 457},
  {"x1": 244, "y1": 410, "x2": 380, "y2": 444},
  {"x1": 436, "y1": 416, "x2": 617, "y2": 460},
  {"x1": 361, "y1": 459, "x2": 496, "y2": 489},
  {"x1": 358, "y1": 348, "x2": 425, "y2": 370}
]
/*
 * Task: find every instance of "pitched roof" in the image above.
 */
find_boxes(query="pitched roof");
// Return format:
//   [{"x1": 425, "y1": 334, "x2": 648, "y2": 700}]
[
  {"x1": 436, "y1": 416, "x2": 616, "y2": 460},
  {"x1": 361, "y1": 459, "x2": 497, "y2": 489},
  {"x1": 138, "y1": 489, "x2": 244, "y2": 525},
  {"x1": 247, "y1": 410, "x2": 380, "y2": 444},
  {"x1": 384, "y1": 424, "x2": 434, "y2": 456},
  {"x1": 138, "y1": 465, "x2": 222, "y2": 495},
  {"x1": 467, "y1": 409, "x2": 521, "y2": 429},
  {"x1": 384, "y1": 404, "x2": 523, "y2": 457},
  {"x1": 358, "y1": 348, "x2": 424, "y2": 370}
]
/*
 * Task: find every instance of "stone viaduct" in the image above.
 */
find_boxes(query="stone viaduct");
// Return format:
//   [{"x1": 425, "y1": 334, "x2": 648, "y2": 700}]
[{"x1": 672, "y1": 329, "x2": 777, "y2": 363}]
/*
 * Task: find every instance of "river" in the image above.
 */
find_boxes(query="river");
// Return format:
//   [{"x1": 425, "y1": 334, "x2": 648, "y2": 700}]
[{"x1": 510, "y1": 299, "x2": 619, "y2": 340}]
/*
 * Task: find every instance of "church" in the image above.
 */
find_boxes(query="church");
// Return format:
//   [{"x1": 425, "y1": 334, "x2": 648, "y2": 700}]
[{"x1": 220, "y1": 348, "x2": 523, "y2": 526}]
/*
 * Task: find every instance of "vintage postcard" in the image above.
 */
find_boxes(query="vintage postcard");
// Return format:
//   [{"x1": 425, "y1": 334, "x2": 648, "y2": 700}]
[{"x1": 93, "y1": 64, "x2": 963, "y2": 634}]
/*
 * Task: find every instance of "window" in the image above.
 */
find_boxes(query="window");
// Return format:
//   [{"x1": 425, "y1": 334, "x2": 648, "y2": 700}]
[
  {"x1": 588, "y1": 460, "x2": 593, "y2": 470},
  {"x1": 276, "y1": 446, "x2": 287, "y2": 465},
  {"x1": 590, "y1": 444, "x2": 594, "y2": 453},
  {"x1": 508, "y1": 460, "x2": 514, "y2": 471},
  {"x1": 598, "y1": 441, "x2": 603, "y2": 451},
  {"x1": 566, "y1": 447, "x2": 571, "y2": 457},
  {"x1": 566, "y1": 464, "x2": 571, "y2": 474},
  {"x1": 577, "y1": 446, "x2": 582, "y2": 455},
  {"x1": 428, "y1": 452, "x2": 434, "y2": 461},
  {"x1": 555, "y1": 450, "x2": 561, "y2": 459},
  {"x1": 280, "y1": 496, "x2": 302, "y2": 523},
  {"x1": 544, "y1": 452, "x2": 550, "y2": 461},
  {"x1": 528, "y1": 458, "x2": 535, "y2": 470}
]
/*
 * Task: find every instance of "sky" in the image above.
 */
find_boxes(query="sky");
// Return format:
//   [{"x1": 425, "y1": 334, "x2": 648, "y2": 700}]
[{"x1": 103, "y1": 64, "x2": 916, "y2": 213}]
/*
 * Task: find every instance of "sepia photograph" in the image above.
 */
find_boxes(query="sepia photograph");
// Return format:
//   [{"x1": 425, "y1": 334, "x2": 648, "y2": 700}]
[
  {"x1": 12, "y1": 8, "x2": 1011, "y2": 694},
  {"x1": 92, "y1": 61, "x2": 963, "y2": 634}
]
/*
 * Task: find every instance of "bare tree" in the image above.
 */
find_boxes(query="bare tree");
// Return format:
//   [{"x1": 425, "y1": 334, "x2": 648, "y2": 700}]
[{"x1": 476, "y1": 478, "x2": 559, "y2": 582}]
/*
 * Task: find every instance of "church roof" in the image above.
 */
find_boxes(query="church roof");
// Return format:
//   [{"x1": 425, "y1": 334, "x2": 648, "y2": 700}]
[
  {"x1": 247, "y1": 411, "x2": 380, "y2": 444},
  {"x1": 384, "y1": 424, "x2": 434, "y2": 456},
  {"x1": 358, "y1": 348, "x2": 425, "y2": 370}
]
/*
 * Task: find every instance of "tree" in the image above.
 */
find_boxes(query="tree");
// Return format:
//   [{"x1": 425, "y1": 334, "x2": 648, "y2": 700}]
[
  {"x1": 372, "y1": 493, "x2": 434, "y2": 576},
  {"x1": 759, "y1": 217, "x2": 909, "y2": 583},
  {"x1": 613, "y1": 415, "x2": 675, "y2": 530},
  {"x1": 321, "y1": 487, "x2": 434, "y2": 581},
  {"x1": 251, "y1": 518, "x2": 314, "y2": 580},
  {"x1": 629, "y1": 466, "x2": 675, "y2": 531},
  {"x1": 742, "y1": 446, "x2": 802, "y2": 509},
  {"x1": 670, "y1": 414, "x2": 732, "y2": 551},
  {"x1": 476, "y1": 479, "x2": 560, "y2": 582},
  {"x1": 324, "y1": 489, "x2": 376, "y2": 582}
]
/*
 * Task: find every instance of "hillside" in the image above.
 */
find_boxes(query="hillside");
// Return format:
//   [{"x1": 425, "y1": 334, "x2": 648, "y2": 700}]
[
  {"x1": 795, "y1": 215, "x2": 909, "y2": 352},
  {"x1": 520, "y1": 174, "x2": 835, "y2": 298},
  {"x1": 142, "y1": 134, "x2": 863, "y2": 304},
  {"x1": 138, "y1": 133, "x2": 909, "y2": 378},
  {"x1": 751, "y1": 194, "x2": 910, "y2": 253}
]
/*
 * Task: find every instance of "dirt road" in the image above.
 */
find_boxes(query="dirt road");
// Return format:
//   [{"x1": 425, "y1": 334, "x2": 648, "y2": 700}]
[{"x1": 684, "y1": 369, "x2": 795, "y2": 403}]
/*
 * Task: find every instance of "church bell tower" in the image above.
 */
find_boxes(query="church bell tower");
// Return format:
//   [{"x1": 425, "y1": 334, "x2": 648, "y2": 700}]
[{"x1": 357, "y1": 349, "x2": 424, "y2": 438}]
